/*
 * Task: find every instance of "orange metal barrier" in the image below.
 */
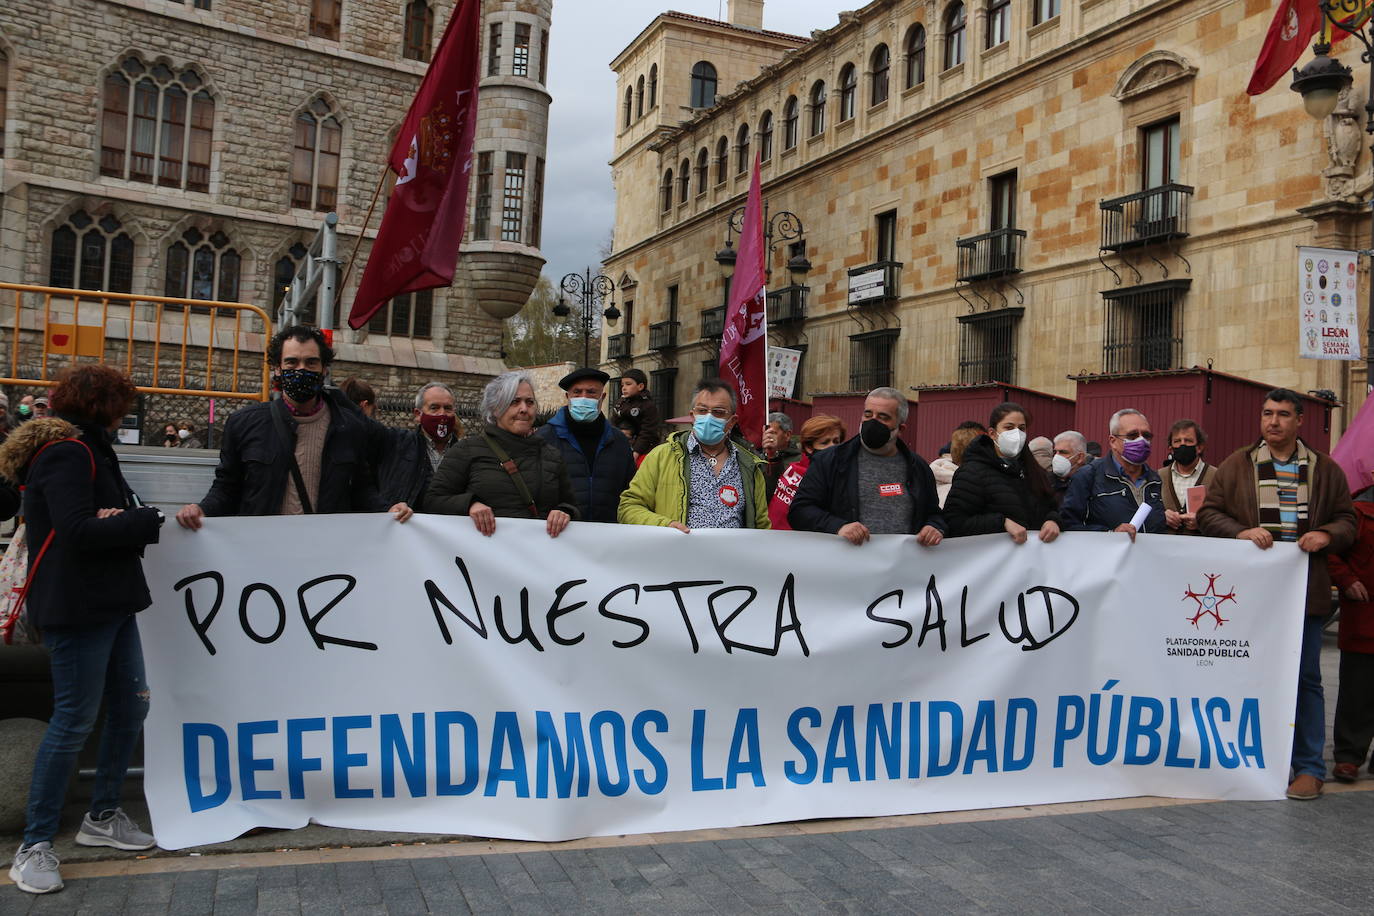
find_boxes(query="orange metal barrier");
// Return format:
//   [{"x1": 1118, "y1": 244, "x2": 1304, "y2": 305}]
[{"x1": 0, "y1": 283, "x2": 272, "y2": 401}]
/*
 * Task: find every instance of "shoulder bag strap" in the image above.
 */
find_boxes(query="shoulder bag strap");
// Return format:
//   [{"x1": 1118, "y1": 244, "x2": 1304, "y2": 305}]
[
  {"x1": 481, "y1": 432, "x2": 539, "y2": 518},
  {"x1": 269, "y1": 402, "x2": 314, "y2": 515}
]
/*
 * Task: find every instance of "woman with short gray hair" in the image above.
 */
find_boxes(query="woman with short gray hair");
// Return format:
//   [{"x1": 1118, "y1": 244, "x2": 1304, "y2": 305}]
[{"x1": 425, "y1": 371, "x2": 579, "y2": 538}]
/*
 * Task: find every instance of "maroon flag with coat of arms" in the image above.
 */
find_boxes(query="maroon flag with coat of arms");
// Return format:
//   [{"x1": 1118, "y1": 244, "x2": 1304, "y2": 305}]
[
  {"x1": 348, "y1": 0, "x2": 480, "y2": 329},
  {"x1": 1246, "y1": 0, "x2": 1350, "y2": 96},
  {"x1": 719, "y1": 154, "x2": 768, "y2": 447}
]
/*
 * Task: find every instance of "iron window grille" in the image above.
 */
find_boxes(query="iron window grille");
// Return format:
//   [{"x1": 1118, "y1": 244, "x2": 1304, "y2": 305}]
[
  {"x1": 849, "y1": 329, "x2": 899, "y2": 391},
  {"x1": 957, "y1": 307, "x2": 1023, "y2": 385},
  {"x1": 700, "y1": 306, "x2": 726, "y2": 339},
  {"x1": 1101, "y1": 279, "x2": 1190, "y2": 374},
  {"x1": 650, "y1": 368, "x2": 678, "y2": 419},
  {"x1": 606, "y1": 332, "x2": 632, "y2": 360}
]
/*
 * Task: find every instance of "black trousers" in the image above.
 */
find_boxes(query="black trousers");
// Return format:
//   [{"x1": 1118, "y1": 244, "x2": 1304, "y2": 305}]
[{"x1": 1334, "y1": 650, "x2": 1374, "y2": 766}]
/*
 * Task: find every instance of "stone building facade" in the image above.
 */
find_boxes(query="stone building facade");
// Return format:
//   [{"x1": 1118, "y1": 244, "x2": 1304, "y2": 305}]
[
  {"x1": 604, "y1": 0, "x2": 1366, "y2": 429},
  {"x1": 0, "y1": 0, "x2": 549, "y2": 422}
]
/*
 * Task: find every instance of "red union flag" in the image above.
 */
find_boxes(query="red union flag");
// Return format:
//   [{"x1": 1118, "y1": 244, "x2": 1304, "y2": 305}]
[
  {"x1": 1247, "y1": 0, "x2": 1349, "y2": 96},
  {"x1": 348, "y1": 0, "x2": 480, "y2": 329},
  {"x1": 720, "y1": 153, "x2": 768, "y2": 447}
]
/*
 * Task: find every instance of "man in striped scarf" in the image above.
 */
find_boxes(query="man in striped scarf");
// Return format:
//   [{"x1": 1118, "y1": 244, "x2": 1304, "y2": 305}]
[{"x1": 1200, "y1": 388, "x2": 1356, "y2": 801}]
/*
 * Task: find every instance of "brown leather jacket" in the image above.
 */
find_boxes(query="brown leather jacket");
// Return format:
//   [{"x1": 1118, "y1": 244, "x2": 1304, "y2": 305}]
[{"x1": 1199, "y1": 440, "x2": 1356, "y2": 615}]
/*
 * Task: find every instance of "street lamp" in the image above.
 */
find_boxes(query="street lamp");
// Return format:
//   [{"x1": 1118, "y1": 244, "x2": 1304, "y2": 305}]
[
  {"x1": 554, "y1": 268, "x2": 619, "y2": 367},
  {"x1": 1292, "y1": 1, "x2": 1374, "y2": 386},
  {"x1": 713, "y1": 202, "x2": 812, "y2": 285}
]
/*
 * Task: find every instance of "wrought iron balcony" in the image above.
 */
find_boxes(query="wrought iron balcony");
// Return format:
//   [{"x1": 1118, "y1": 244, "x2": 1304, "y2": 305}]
[
  {"x1": 955, "y1": 228, "x2": 1026, "y2": 282},
  {"x1": 648, "y1": 320, "x2": 680, "y2": 351},
  {"x1": 700, "y1": 306, "x2": 725, "y2": 339},
  {"x1": 1099, "y1": 184, "x2": 1193, "y2": 251},
  {"x1": 847, "y1": 260, "x2": 901, "y2": 305},
  {"x1": 766, "y1": 285, "x2": 808, "y2": 323},
  {"x1": 606, "y1": 332, "x2": 631, "y2": 360}
]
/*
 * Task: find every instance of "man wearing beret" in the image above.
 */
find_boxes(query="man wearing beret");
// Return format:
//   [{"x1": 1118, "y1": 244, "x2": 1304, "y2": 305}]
[{"x1": 535, "y1": 367, "x2": 637, "y2": 523}]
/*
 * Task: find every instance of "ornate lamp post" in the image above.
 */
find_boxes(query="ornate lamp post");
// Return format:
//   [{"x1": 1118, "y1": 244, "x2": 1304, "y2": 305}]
[
  {"x1": 1291, "y1": 1, "x2": 1374, "y2": 386},
  {"x1": 713, "y1": 203, "x2": 812, "y2": 283},
  {"x1": 554, "y1": 268, "x2": 620, "y2": 367}
]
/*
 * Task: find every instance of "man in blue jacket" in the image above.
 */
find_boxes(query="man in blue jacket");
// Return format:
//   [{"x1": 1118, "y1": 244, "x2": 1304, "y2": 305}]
[
  {"x1": 1061, "y1": 407, "x2": 1166, "y2": 537},
  {"x1": 536, "y1": 368, "x2": 636, "y2": 523}
]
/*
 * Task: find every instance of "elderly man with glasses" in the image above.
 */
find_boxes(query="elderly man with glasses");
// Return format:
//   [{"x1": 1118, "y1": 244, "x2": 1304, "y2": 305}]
[
  {"x1": 617, "y1": 377, "x2": 769, "y2": 531},
  {"x1": 1061, "y1": 407, "x2": 1166, "y2": 538}
]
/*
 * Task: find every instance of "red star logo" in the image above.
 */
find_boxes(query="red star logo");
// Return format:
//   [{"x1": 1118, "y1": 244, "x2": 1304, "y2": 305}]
[{"x1": 1183, "y1": 573, "x2": 1237, "y2": 629}]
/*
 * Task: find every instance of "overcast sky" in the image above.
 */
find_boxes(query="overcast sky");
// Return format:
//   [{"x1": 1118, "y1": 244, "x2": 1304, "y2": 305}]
[{"x1": 538, "y1": 1, "x2": 855, "y2": 287}]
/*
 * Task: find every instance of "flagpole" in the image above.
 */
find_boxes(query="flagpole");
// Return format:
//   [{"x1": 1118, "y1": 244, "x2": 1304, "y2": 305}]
[{"x1": 337, "y1": 166, "x2": 392, "y2": 302}]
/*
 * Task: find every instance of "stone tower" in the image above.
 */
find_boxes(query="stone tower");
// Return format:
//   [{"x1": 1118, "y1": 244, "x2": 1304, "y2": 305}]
[{"x1": 461, "y1": 0, "x2": 553, "y2": 320}]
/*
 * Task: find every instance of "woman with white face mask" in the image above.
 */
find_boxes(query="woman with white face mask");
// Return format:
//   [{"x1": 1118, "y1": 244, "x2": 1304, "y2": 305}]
[{"x1": 942, "y1": 401, "x2": 1061, "y2": 544}]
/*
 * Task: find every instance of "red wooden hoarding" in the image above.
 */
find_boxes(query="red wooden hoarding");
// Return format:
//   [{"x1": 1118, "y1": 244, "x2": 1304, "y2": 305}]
[
  {"x1": 811, "y1": 393, "x2": 920, "y2": 451},
  {"x1": 911, "y1": 383, "x2": 1077, "y2": 460}
]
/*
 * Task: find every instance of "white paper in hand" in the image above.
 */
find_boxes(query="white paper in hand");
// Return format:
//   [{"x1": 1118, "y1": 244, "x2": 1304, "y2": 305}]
[{"x1": 1129, "y1": 502, "x2": 1152, "y2": 531}]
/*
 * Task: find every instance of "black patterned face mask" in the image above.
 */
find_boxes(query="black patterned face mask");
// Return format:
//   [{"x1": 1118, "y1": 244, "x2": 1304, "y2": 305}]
[{"x1": 277, "y1": 368, "x2": 325, "y2": 403}]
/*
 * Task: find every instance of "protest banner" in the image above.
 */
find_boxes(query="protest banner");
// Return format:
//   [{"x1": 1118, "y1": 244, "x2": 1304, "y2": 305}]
[{"x1": 140, "y1": 517, "x2": 1306, "y2": 849}]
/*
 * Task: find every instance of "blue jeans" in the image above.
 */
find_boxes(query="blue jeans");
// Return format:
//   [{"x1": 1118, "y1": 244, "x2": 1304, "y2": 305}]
[
  {"x1": 24, "y1": 615, "x2": 149, "y2": 846},
  {"x1": 1292, "y1": 613, "x2": 1327, "y2": 779}
]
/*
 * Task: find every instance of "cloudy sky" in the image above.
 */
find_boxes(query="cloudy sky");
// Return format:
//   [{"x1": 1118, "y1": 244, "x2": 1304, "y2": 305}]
[{"x1": 538, "y1": 0, "x2": 855, "y2": 285}]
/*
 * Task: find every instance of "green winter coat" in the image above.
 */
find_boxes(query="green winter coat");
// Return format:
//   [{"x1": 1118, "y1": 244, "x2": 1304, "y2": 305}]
[{"x1": 617, "y1": 430, "x2": 770, "y2": 529}]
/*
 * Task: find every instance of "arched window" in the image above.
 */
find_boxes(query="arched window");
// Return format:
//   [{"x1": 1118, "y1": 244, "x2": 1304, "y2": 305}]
[
  {"x1": 402, "y1": 0, "x2": 433, "y2": 61},
  {"x1": 623, "y1": 87, "x2": 632, "y2": 127},
  {"x1": 905, "y1": 24, "x2": 927, "y2": 88},
  {"x1": 164, "y1": 228, "x2": 241, "y2": 307},
  {"x1": 678, "y1": 157, "x2": 690, "y2": 203},
  {"x1": 987, "y1": 0, "x2": 1009, "y2": 48},
  {"x1": 648, "y1": 64, "x2": 658, "y2": 108},
  {"x1": 759, "y1": 110, "x2": 774, "y2": 162},
  {"x1": 690, "y1": 61, "x2": 717, "y2": 108},
  {"x1": 735, "y1": 123, "x2": 750, "y2": 173},
  {"x1": 783, "y1": 96, "x2": 799, "y2": 150},
  {"x1": 838, "y1": 64, "x2": 856, "y2": 121},
  {"x1": 715, "y1": 136, "x2": 728, "y2": 184},
  {"x1": 661, "y1": 168, "x2": 674, "y2": 212},
  {"x1": 290, "y1": 97, "x2": 342, "y2": 211},
  {"x1": 809, "y1": 80, "x2": 826, "y2": 137},
  {"x1": 944, "y1": 3, "x2": 966, "y2": 69},
  {"x1": 871, "y1": 44, "x2": 890, "y2": 105},
  {"x1": 49, "y1": 210, "x2": 135, "y2": 293},
  {"x1": 635, "y1": 75, "x2": 645, "y2": 118},
  {"x1": 273, "y1": 242, "x2": 309, "y2": 310},
  {"x1": 100, "y1": 56, "x2": 214, "y2": 192},
  {"x1": 696, "y1": 148, "x2": 709, "y2": 195}
]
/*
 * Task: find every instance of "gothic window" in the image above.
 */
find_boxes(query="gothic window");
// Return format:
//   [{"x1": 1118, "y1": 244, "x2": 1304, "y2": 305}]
[
  {"x1": 714, "y1": 136, "x2": 728, "y2": 184},
  {"x1": 905, "y1": 24, "x2": 926, "y2": 88},
  {"x1": 648, "y1": 64, "x2": 658, "y2": 108},
  {"x1": 871, "y1": 44, "x2": 890, "y2": 105},
  {"x1": 488, "y1": 23, "x2": 502, "y2": 76},
  {"x1": 310, "y1": 0, "x2": 342, "y2": 40},
  {"x1": 987, "y1": 0, "x2": 1010, "y2": 48},
  {"x1": 473, "y1": 151, "x2": 493, "y2": 240},
  {"x1": 809, "y1": 80, "x2": 826, "y2": 137},
  {"x1": 838, "y1": 64, "x2": 856, "y2": 121},
  {"x1": 678, "y1": 158, "x2": 690, "y2": 203},
  {"x1": 368, "y1": 290, "x2": 433, "y2": 339},
  {"x1": 539, "y1": 29, "x2": 549, "y2": 84},
  {"x1": 528, "y1": 157, "x2": 544, "y2": 247},
  {"x1": 695, "y1": 148, "x2": 708, "y2": 194},
  {"x1": 944, "y1": 3, "x2": 966, "y2": 69},
  {"x1": 635, "y1": 75, "x2": 645, "y2": 118},
  {"x1": 49, "y1": 210, "x2": 135, "y2": 294},
  {"x1": 272, "y1": 242, "x2": 308, "y2": 311},
  {"x1": 783, "y1": 96, "x2": 799, "y2": 149},
  {"x1": 403, "y1": 0, "x2": 433, "y2": 62},
  {"x1": 660, "y1": 168, "x2": 673, "y2": 212},
  {"x1": 759, "y1": 110, "x2": 774, "y2": 162},
  {"x1": 164, "y1": 228, "x2": 241, "y2": 313},
  {"x1": 501, "y1": 152, "x2": 526, "y2": 241},
  {"x1": 100, "y1": 56, "x2": 214, "y2": 193},
  {"x1": 690, "y1": 61, "x2": 716, "y2": 108},
  {"x1": 513, "y1": 23, "x2": 531, "y2": 77},
  {"x1": 735, "y1": 123, "x2": 750, "y2": 173},
  {"x1": 290, "y1": 97, "x2": 342, "y2": 212}
]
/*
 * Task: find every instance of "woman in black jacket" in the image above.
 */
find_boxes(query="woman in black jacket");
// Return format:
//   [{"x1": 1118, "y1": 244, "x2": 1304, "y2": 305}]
[
  {"x1": 944, "y1": 401, "x2": 1061, "y2": 544},
  {"x1": 0, "y1": 367, "x2": 164, "y2": 895},
  {"x1": 424, "y1": 371, "x2": 578, "y2": 537}
]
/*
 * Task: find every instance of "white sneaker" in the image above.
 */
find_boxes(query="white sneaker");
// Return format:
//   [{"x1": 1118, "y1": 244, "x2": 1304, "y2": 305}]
[
  {"x1": 9, "y1": 842, "x2": 63, "y2": 894},
  {"x1": 74, "y1": 808, "x2": 156, "y2": 851}
]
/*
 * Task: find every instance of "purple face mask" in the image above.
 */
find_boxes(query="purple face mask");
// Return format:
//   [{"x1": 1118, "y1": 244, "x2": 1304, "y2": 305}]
[{"x1": 1121, "y1": 436, "x2": 1152, "y2": 466}]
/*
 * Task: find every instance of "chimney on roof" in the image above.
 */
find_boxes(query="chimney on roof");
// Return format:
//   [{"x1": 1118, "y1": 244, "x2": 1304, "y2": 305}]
[{"x1": 727, "y1": 0, "x2": 764, "y2": 29}]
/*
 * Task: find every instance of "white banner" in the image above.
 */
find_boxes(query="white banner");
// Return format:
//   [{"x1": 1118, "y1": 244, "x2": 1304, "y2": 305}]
[
  {"x1": 1299, "y1": 246, "x2": 1362, "y2": 360},
  {"x1": 140, "y1": 518, "x2": 1307, "y2": 850}
]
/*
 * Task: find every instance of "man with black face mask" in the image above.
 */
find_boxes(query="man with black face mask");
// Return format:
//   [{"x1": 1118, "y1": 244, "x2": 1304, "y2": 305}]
[
  {"x1": 1161, "y1": 419, "x2": 1216, "y2": 535},
  {"x1": 176, "y1": 325, "x2": 410, "y2": 528},
  {"x1": 788, "y1": 387, "x2": 945, "y2": 546}
]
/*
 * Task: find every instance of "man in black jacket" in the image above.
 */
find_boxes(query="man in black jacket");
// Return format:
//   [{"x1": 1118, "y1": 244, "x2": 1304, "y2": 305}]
[
  {"x1": 535, "y1": 367, "x2": 635, "y2": 523},
  {"x1": 175, "y1": 325, "x2": 411, "y2": 528},
  {"x1": 376, "y1": 382, "x2": 460, "y2": 511},
  {"x1": 789, "y1": 387, "x2": 945, "y2": 546}
]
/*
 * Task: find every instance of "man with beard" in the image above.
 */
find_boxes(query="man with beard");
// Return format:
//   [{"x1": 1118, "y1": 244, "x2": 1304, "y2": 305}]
[{"x1": 536, "y1": 368, "x2": 636, "y2": 523}]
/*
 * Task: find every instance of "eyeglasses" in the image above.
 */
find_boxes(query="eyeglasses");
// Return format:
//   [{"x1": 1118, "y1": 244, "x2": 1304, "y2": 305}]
[
  {"x1": 1118, "y1": 431, "x2": 1153, "y2": 441},
  {"x1": 691, "y1": 406, "x2": 734, "y2": 419}
]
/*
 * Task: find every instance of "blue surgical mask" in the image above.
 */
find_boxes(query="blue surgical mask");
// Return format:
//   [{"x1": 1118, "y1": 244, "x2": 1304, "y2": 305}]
[
  {"x1": 568, "y1": 397, "x2": 601, "y2": 423},
  {"x1": 693, "y1": 413, "x2": 727, "y2": 446}
]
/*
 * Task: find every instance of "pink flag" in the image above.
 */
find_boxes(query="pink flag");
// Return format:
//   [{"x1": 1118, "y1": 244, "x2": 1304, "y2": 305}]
[
  {"x1": 720, "y1": 153, "x2": 768, "y2": 447},
  {"x1": 348, "y1": 0, "x2": 480, "y2": 329},
  {"x1": 1332, "y1": 393, "x2": 1374, "y2": 494}
]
